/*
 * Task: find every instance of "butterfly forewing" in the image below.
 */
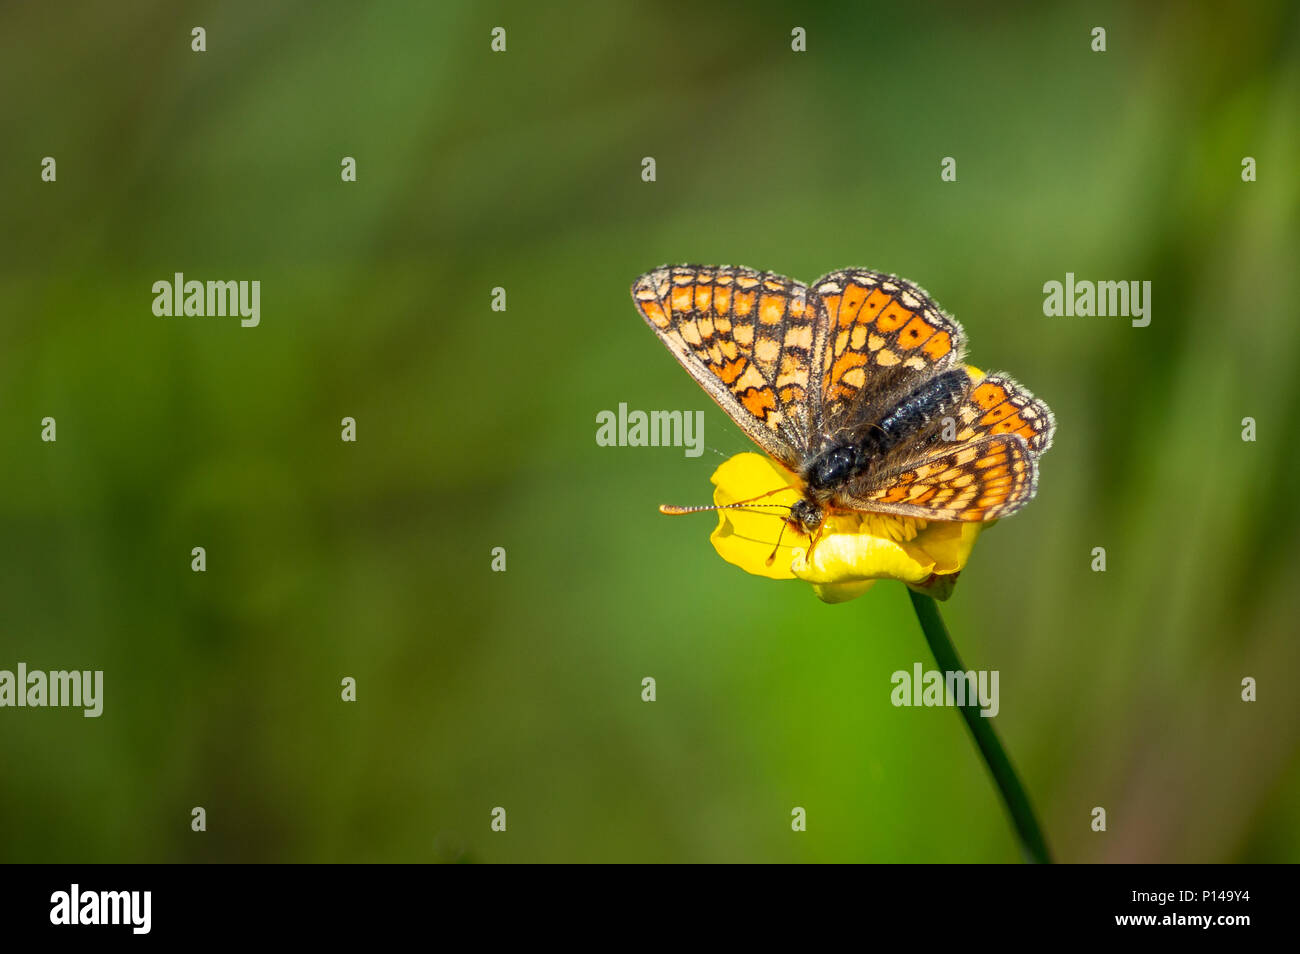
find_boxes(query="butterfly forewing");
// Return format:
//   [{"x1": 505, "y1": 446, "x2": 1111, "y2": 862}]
[
  {"x1": 808, "y1": 268, "x2": 968, "y2": 442},
  {"x1": 631, "y1": 265, "x2": 818, "y2": 468}
]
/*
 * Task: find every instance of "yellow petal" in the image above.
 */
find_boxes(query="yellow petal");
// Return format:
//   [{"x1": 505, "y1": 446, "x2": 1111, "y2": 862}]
[
  {"x1": 790, "y1": 531, "x2": 934, "y2": 585},
  {"x1": 709, "y1": 453, "x2": 803, "y2": 580},
  {"x1": 909, "y1": 520, "x2": 985, "y2": 576},
  {"x1": 811, "y1": 580, "x2": 877, "y2": 603}
]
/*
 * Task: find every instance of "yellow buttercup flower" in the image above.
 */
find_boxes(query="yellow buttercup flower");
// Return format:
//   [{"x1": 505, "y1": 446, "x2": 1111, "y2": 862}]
[{"x1": 708, "y1": 452, "x2": 986, "y2": 604}]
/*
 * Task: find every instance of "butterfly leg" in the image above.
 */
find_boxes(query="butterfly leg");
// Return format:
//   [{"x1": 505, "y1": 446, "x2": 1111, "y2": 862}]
[{"x1": 803, "y1": 523, "x2": 826, "y2": 565}]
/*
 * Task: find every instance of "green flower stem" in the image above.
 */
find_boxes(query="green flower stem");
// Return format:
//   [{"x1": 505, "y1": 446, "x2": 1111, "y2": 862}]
[{"x1": 907, "y1": 589, "x2": 1053, "y2": 864}]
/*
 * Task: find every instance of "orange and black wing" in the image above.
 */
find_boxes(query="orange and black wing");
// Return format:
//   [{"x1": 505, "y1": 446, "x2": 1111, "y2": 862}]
[
  {"x1": 835, "y1": 370, "x2": 1054, "y2": 521},
  {"x1": 840, "y1": 433, "x2": 1039, "y2": 522},
  {"x1": 808, "y1": 269, "x2": 968, "y2": 440},
  {"x1": 950, "y1": 370, "x2": 1055, "y2": 455},
  {"x1": 631, "y1": 265, "x2": 820, "y2": 468}
]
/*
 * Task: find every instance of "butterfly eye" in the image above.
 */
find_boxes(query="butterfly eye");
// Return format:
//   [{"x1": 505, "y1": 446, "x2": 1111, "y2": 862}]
[{"x1": 789, "y1": 499, "x2": 823, "y2": 531}]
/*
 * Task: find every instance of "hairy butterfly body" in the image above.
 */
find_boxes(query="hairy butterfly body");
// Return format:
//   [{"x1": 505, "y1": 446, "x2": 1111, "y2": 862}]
[{"x1": 631, "y1": 265, "x2": 1054, "y2": 533}]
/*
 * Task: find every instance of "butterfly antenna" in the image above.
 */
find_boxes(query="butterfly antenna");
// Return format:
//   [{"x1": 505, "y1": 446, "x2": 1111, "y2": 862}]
[
  {"x1": 659, "y1": 485, "x2": 792, "y2": 515},
  {"x1": 805, "y1": 523, "x2": 825, "y2": 563},
  {"x1": 658, "y1": 502, "x2": 791, "y2": 515}
]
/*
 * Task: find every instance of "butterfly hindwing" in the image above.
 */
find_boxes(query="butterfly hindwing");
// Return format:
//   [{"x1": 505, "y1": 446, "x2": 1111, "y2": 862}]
[
  {"x1": 631, "y1": 265, "x2": 819, "y2": 467},
  {"x1": 841, "y1": 433, "x2": 1038, "y2": 522},
  {"x1": 952, "y1": 371, "x2": 1056, "y2": 454}
]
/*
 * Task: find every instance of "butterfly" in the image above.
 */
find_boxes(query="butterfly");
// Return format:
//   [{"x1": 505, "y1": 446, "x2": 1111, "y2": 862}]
[{"x1": 630, "y1": 265, "x2": 1054, "y2": 535}]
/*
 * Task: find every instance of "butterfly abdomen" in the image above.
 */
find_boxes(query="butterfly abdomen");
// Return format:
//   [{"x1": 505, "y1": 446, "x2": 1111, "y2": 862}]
[
  {"x1": 861, "y1": 369, "x2": 970, "y2": 458},
  {"x1": 804, "y1": 369, "x2": 969, "y2": 492}
]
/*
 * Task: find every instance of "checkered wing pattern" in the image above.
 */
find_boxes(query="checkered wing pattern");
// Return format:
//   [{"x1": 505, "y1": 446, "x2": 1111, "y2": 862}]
[
  {"x1": 808, "y1": 268, "x2": 967, "y2": 441},
  {"x1": 631, "y1": 265, "x2": 820, "y2": 468},
  {"x1": 843, "y1": 433, "x2": 1038, "y2": 522}
]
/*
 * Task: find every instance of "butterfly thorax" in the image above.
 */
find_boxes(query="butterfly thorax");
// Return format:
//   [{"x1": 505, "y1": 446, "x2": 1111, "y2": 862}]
[
  {"x1": 806, "y1": 444, "x2": 860, "y2": 491},
  {"x1": 787, "y1": 445, "x2": 863, "y2": 531}
]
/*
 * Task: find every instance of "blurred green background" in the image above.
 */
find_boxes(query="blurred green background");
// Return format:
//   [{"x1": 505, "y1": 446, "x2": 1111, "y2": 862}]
[{"x1": 2, "y1": 0, "x2": 1298, "y2": 863}]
